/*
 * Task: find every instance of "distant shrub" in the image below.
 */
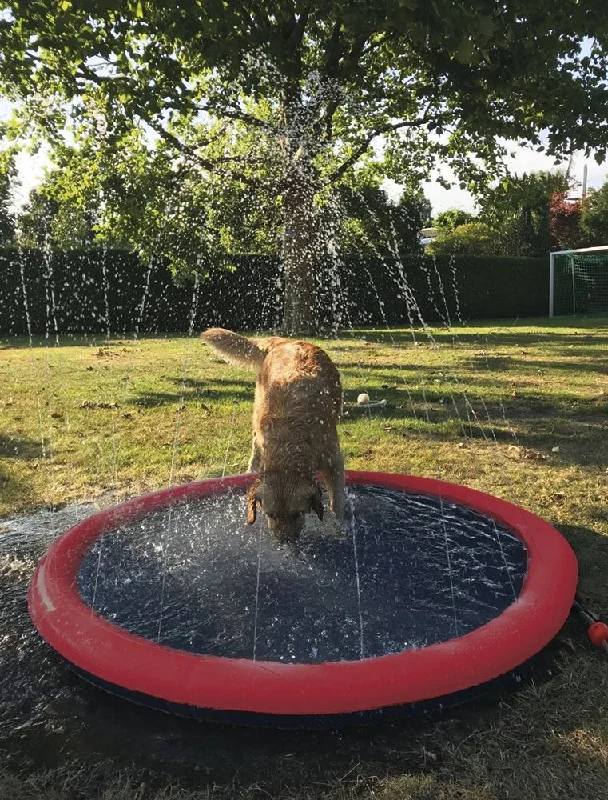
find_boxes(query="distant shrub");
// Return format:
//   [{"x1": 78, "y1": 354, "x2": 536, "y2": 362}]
[
  {"x1": 427, "y1": 222, "x2": 496, "y2": 257},
  {"x1": 433, "y1": 208, "x2": 477, "y2": 231}
]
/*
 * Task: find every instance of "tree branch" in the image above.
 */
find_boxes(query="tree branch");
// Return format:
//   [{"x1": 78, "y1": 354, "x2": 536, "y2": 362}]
[
  {"x1": 343, "y1": 33, "x2": 370, "y2": 74},
  {"x1": 79, "y1": 59, "x2": 280, "y2": 136},
  {"x1": 144, "y1": 119, "x2": 261, "y2": 188},
  {"x1": 314, "y1": 30, "x2": 370, "y2": 139},
  {"x1": 324, "y1": 20, "x2": 344, "y2": 80},
  {"x1": 196, "y1": 102, "x2": 280, "y2": 134},
  {"x1": 326, "y1": 112, "x2": 434, "y2": 184},
  {"x1": 241, "y1": 1, "x2": 272, "y2": 36},
  {"x1": 76, "y1": 63, "x2": 127, "y2": 91},
  {"x1": 285, "y1": 9, "x2": 309, "y2": 50},
  {"x1": 77, "y1": 63, "x2": 280, "y2": 148},
  {"x1": 361, "y1": 32, "x2": 391, "y2": 56},
  {"x1": 232, "y1": 1, "x2": 257, "y2": 35}
]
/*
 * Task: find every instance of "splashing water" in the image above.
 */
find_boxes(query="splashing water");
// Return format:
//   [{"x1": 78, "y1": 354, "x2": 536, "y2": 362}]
[
  {"x1": 42, "y1": 230, "x2": 59, "y2": 345},
  {"x1": 78, "y1": 485, "x2": 527, "y2": 664}
]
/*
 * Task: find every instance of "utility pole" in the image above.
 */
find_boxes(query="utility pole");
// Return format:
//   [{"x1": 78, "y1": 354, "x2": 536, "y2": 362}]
[{"x1": 582, "y1": 163, "x2": 588, "y2": 198}]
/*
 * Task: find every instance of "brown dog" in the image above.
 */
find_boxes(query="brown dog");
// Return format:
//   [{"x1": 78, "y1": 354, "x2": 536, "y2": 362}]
[{"x1": 201, "y1": 328, "x2": 345, "y2": 545}]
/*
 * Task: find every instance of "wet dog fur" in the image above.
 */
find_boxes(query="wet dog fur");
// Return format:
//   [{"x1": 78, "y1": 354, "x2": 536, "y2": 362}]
[{"x1": 201, "y1": 328, "x2": 344, "y2": 546}]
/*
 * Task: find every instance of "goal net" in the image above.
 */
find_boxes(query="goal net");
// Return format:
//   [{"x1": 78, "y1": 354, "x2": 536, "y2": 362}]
[{"x1": 550, "y1": 246, "x2": 608, "y2": 316}]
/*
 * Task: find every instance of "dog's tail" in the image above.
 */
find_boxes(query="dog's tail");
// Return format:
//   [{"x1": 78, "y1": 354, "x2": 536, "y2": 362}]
[{"x1": 201, "y1": 328, "x2": 273, "y2": 371}]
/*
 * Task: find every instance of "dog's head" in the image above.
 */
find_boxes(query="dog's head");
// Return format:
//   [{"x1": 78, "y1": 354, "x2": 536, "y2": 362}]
[{"x1": 247, "y1": 472, "x2": 323, "y2": 545}]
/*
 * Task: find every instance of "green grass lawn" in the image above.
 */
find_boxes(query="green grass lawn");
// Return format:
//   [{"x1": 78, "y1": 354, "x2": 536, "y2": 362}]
[{"x1": 1, "y1": 316, "x2": 607, "y2": 800}]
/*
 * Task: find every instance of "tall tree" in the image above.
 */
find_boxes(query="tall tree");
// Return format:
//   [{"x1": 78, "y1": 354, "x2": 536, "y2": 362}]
[
  {"x1": 339, "y1": 185, "x2": 428, "y2": 259},
  {"x1": 16, "y1": 151, "x2": 100, "y2": 250},
  {"x1": 19, "y1": 127, "x2": 418, "y2": 272},
  {"x1": 2, "y1": 1, "x2": 608, "y2": 330},
  {"x1": 478, "y1": 171, "x2": 569, "y2": 256},
  {"x1": 549, "y1": 191, "x2": 583, "y2": 251},
  {"x1": 14, "y1": 108, "x2": 287, "y2": 263}
]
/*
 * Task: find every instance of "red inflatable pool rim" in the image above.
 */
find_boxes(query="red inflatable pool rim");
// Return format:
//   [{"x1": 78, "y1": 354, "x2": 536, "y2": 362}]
[{"x1": 28, "y1": 471, "x2": 578, "y2": 718}]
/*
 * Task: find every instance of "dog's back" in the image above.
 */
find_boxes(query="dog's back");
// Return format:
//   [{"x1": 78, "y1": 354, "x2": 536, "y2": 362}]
[
  {"x1": 256, "y1": 340, "x2": 342, "y2": 425},
  {"x1": 201, "y1": 327, "x2": 341, "y2": 416}
]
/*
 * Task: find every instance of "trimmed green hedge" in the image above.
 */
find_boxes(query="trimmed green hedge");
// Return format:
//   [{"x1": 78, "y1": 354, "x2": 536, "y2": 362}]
[
  {"x1": 337, "y1": 253, "x2": 548, "y2": 326},
  {"x1": 0, "y1": 248, "x2": 548, "y2": 335}
]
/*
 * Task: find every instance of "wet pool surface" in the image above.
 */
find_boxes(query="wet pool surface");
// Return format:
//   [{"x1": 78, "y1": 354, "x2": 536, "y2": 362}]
[{"x1": 79, "y1": 486, "x2": 527, "y2": 663}]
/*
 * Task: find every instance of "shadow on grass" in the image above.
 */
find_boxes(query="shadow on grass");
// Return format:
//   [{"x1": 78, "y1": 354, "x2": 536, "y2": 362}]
[
  {"x1": 353, "y1": 323, "x2": 608, "y2": 349},
  {"x1": 558, "y1": 524, "x2": 608, "y2": 606},
  {"x1": 128, "y1": 377, "x2": 254, "y2": 407},
  {"x1": 0, "y1": 433, "x2": 42, "y2": 461},
  {"x1": 0, "y1": 333, "x2": 200, "y2": 349},
  {"x1": 0, "y1": 434, "x2": 54, "y2": 514},
  {"x1": 341, "y1": 378, "x2": 607, "y2": 466},
  {"x1": 468, "y1": 354, "x2": 608, "y2": 374},
  {"x1": 120, "y1": 369, "x2": 607, "y2": 471},
  {"x1": 0, "y1": 467, "x2": 33, "y2": 516},
  {"x1": 339, "y1": 350, "x2": 608, "y2": 377}
]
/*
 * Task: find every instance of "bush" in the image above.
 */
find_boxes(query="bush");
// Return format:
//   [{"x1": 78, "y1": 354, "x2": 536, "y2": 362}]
[
  {"x1": 0, "y1": 247, "x2": 548, "y2": 336},
  {"x1": 0, "y1": 248, "x2": 283, "y2": 336},
  {"x1": 432, "y1": 208, "x2": 476, "y2": 230},
  {"x1": 427, "y1": 222, "x2": 495, "y2": 257}
]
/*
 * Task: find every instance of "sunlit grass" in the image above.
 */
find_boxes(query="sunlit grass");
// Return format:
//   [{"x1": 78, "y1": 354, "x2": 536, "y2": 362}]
[{"x1": 1, "y1": 317, "x2": 606, "y2": 525}]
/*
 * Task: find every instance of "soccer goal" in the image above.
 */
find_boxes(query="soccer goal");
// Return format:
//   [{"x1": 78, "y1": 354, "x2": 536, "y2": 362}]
[{"x1": 549, "y1": 246, "x2": 608, "y2": 317}]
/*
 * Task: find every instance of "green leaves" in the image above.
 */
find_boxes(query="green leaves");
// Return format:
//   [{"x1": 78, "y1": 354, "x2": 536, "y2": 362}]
[
  {"x1": 2, "y1": 0, "x2": 608, "y2": 264},
  {"x1": 427, "y1": 222, "x2": 495, "y2": 257},
  {"x1": 455, "y1": 38, "x2": 475, "y2": 65},
  {"x1": 580, "y1": 179, "x2": 608, "y2": 245}
]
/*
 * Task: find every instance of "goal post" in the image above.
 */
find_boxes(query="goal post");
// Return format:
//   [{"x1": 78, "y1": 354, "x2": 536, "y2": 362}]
[{"x1": 549, "y1": 245, "x2": 608, "y2": 317}]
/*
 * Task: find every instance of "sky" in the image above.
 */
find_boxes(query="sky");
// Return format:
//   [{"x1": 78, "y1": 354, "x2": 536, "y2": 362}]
[
  {"x1": 420, "y1": 145, "x2": 605, "y2": 214},
  {"x1": 2, "y1": 98, "x2": 606, "y2": 216}
]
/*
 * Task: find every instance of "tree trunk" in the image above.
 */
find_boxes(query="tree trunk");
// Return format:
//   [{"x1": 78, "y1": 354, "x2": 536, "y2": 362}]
[{"x1": 281, "y1": 159, "x2": 319, "y2": 335}]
